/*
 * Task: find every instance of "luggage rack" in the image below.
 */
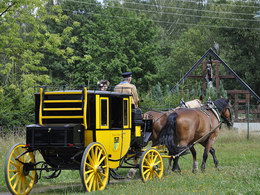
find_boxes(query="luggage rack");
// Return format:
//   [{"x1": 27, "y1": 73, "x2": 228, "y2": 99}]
[{"x1": 38, "y1": 87, "x2": 88, "y2": 129}]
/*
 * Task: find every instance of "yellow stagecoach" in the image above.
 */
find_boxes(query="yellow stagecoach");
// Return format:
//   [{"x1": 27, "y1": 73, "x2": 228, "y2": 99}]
[{"x1": 4, "y1": 87, "x2": 164, "y2": 195}]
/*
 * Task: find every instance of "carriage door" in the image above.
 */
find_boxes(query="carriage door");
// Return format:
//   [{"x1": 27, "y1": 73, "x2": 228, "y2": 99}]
[
  {"x1": 121, "y1": 97, "x2": 131, "y2": 158},
  {"x1": 95, "y1": 95, "x2": 120, "y2": 168}
]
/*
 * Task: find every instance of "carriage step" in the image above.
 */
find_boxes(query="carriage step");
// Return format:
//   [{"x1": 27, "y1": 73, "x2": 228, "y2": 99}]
[
  {"x1": 44, "y1": 170, "x2": 61, "y2": 179},
  {"x1": 109, "y1": 169, "x2": 126, "y2": 180}
]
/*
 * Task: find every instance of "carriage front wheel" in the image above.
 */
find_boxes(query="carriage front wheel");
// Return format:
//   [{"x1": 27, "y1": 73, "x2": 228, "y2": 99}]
[
  {"x1": 139, "y1": 148, "x2": 164, "y2": 182},
  {"x1": 4, "y1": 143, "x2": 36, "y2": 195},
  {"x1": 80, "y1": 142, "x2": 109, "y2": 192}
]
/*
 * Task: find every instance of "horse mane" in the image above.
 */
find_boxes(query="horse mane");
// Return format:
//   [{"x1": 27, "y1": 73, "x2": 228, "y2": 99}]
[{"x1": 213, "y1": 98, "x2": 229, "y2": 113}]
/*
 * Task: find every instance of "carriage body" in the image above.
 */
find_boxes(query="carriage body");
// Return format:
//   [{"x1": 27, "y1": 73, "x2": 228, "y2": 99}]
[
  {"x1": 5, "y1": 87, "x2": 160, "y2": 195},
  {"x1": 26, "y1": 88, "x2": 146, "y2": 169}
]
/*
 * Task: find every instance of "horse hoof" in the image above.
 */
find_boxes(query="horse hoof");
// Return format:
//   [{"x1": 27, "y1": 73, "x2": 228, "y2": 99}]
[
  {"x1": 216, "y1": 166, "x2": 221, "y2": 171},
  {"x1": 192, "y1": 169, "x2": 198, "y2": 174},
  {"x1": 127, "y1": 168, "x2": 137, "y2": 179},
  {"x1": 172, "y1": 169, "x2": 181, "y2": 173}
]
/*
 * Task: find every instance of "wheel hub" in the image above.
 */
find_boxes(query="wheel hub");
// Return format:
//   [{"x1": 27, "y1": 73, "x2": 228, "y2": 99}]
[{"x1": 23, "y1": 163, "x2": 32, "y2": 176}]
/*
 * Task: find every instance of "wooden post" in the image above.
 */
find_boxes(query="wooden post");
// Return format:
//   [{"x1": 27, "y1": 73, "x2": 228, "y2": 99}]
[
  {"x1": 202, "y1": 61, "x2": 207, "y2": 91},
  {"x1": 215, "y1": 61, "x2": 220, "y2": 89},
  {"x1": 247, "y1": 101, "x2": 250, "y2": 140}
]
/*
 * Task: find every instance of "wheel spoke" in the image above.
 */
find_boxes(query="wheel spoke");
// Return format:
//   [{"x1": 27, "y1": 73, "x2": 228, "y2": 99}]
[
  {"x1": 153, "y1": 154, "x2": 159, "y2": 163},
  {"x1": 28, "y1": 174, "x2": 34, "y2": 181},
  {"x1": 98, "y1": 156, "x2": 106, "y2": 165},
  {"x1": 99, "y1": 172, "x2": 107, "y2": 177},
  {"x1": 85, "y1": 172, "x2": 94, "y2": 184},
  {"x1": 88, "y1": 174, "x2": 94, "y2": 191},
  {"x1": 10, "y1": 160, "x2": 19, "y2": 168},
  {"x1": 85, "y1": 162, "x2": 94, "y2": 169},
  {"x1": 97, "y1": 174, "x2": 102, "y2": 190},
  {"x1": 145, "y1": 171, "x2": 151, "y2": 181},
  {"x1": 17, "y1": 175, "x2": 22, "y2": 194},
  {"x1": 21, "y1": 175, "x2": 26, "y2": 193},
  {"x1": 85, "y1": 169, "x2": 94, "y2": 175},
  {"x1": 143, "y1": 168, "x2": 150, "y2": 175},
  {"x1": 101, "y1": 165, "x2": 107, "y2": 169},
  {"x1": 144, "y1": 158, "x2": 150, "y2": 165},
  {"x1": 25, "y1": 177, "x2": 30, "y2": 189},
  {"x1": 154, "y1": 170, "x2": 160, "y2": 178},
  {"x1": 95, "y1": 146, "x2": 99, "y2": 158},
  {"x1": 87, "y1": 154, "x2": 94, "y2": 166},
  {"x1": 9, "y1": 169, "x2": 18, "y2": 173},
  {"x1": 13, "y1": 150, "x2": 20, "y2": 160},
  {"x1": 10, "y1": 173, "x2": 18, "y2": 182},
  {"x1": 90, "y1": 148, "x2": 96, "y2": 163},
  {"x1": 154, "y1": 160, "x2": 161, "y2": 166},
  {"x1": 97, "y1": 148, "x2": 103, "y2": 161},
  {"x1": 93, "y1": 175, "x2": 97, "y2": 191},
  {"x1": 147, "y1": 153, "x2": 152, "y2": 163},
  {"x1": 97, "y1": 173, "x2": 104, "y2": 185},
  {"x1": 142, "y1": 165, "x2": 150, "y2": 169}
]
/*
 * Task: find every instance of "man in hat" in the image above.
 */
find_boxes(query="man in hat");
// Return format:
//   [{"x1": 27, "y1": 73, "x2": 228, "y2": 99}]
[{"x1": 114, "y1": 72, "x2": 140, "y2": 108}]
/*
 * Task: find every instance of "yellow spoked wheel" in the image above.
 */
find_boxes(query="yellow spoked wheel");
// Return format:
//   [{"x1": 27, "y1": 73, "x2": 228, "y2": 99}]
[
  {"x1": 140, "y1": 148, "x2": 164, "y2": 182},
  {"x1": 80, "y1": 142, "x2": 109, "y2": 192},
  {"x1": 4, "y1": 143, "x2": 36, "y2": 195}
]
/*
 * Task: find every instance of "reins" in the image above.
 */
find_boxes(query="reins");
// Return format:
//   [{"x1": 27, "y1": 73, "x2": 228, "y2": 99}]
[{"x1": 151, "y1": 110, "x2": 174, "y2": 124}]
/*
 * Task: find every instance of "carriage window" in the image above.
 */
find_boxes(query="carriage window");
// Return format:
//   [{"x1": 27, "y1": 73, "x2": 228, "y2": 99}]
[
  {"x1": 100, "y1": 98, "x2": 109, "y2": 128},
  {"x1": 123, "y1": 98, "x2": 129, "y2": 128}
]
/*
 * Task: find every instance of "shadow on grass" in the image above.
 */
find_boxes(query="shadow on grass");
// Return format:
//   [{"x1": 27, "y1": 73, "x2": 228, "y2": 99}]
[{"x1": 31, "y1": 183, "x2": 83, "y2": 195}]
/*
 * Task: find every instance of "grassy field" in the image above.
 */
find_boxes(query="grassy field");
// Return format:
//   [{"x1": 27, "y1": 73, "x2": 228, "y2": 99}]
[{"x1": 1, "y1": 129, "x2": 260, "y2": 195}]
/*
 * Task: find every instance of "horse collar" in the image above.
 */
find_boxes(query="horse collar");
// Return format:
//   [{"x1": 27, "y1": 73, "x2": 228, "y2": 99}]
[{"x1": 211, "y1": 108, "x2": 221, "y2": 122}]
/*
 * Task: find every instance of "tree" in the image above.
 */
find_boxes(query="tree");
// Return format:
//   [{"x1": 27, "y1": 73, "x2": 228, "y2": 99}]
[
  {"x1": 43, "y1": 0, "x2": 167, "y2": 91},
  {"x1": 0, "y1": 0, "x2": 67, "y2": 126}
]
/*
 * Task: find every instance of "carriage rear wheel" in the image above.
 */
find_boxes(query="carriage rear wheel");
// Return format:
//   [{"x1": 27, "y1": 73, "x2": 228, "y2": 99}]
[
  {"x1": 4, "y1": 143, "x2": 36, "y2": 195},
  {"x1": 80, "y1": 142, "x2": 109, "y2": 192},
  {"x1": 139, "y1": 148, "x2": 164, "y2": 182}
]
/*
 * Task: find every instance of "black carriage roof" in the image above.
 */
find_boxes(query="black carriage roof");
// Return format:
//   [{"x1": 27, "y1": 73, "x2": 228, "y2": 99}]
[
  {"x1": 36, "y1": 90, "x2": 131, "y2": 97},
  {"x1": 87, "y1": 90, "x2": 131, "y2": 96}
]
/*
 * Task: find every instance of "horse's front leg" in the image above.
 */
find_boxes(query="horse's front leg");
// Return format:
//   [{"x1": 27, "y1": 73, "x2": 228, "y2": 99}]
[
  {"x1": 210, "y1": 147, "x2": 220, "y2": 169},
  {"x1": 201, "y1": 147, "x2": 210, "y2": 172},
  {"x1": 172, "y1": 157, "x2": 181, "y2": 172},
  {"x1": 190, "y1": 146, "x2": 198, "y2": 173}
]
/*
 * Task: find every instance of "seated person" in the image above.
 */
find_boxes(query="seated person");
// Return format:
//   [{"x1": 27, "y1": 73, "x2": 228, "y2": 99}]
[
  {"x1": 97, "y1": 80, "x2": 110, "y2": 91},
  {"x1": 114, "y1": 72, "x2": 140, "y2": 108}
]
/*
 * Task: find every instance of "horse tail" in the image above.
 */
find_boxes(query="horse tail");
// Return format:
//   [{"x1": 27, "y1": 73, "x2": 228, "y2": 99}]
[
  {"x1": 159, "y1": 112, "x2": 177, "y2": 155},
  {"x1": 159, "y1": 112, "x2": 190, "y2": 156}
]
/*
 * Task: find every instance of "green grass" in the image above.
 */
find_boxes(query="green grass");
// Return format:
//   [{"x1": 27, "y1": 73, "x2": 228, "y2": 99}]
[{"x1": 1, "y1": 129, "x2": 260, "y2": 194}]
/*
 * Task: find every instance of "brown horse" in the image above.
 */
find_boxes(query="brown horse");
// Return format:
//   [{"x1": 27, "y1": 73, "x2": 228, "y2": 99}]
[
  {"x1": 143, "y1": 99, "x2": 202, "y2": 147},
  {"x1": 159, "y1": 98, "x2": 232, "y2": 173}
]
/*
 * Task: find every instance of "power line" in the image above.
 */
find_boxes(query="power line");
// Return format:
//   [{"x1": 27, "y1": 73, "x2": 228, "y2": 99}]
[
  {"x1": 62, "y1": 8, "x2": 260, "y2": 31},
  {"x1": 69, "y1": 0, "x2": 258, "y2": 22},
  {"x1": 120, "y1": 0, "x2": 260, "y2": 9},
  {"x1": 64, "y1": 0, "x2": 258, "y2": 17},
  {"x1": 106, "y1": 0, "x2": 259, "y2": 16}
]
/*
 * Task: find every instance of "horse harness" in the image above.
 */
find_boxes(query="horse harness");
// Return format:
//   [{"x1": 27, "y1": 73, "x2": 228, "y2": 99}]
[{"x1": 199, "y1": 103, "x2": 221, "y2": 130}]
